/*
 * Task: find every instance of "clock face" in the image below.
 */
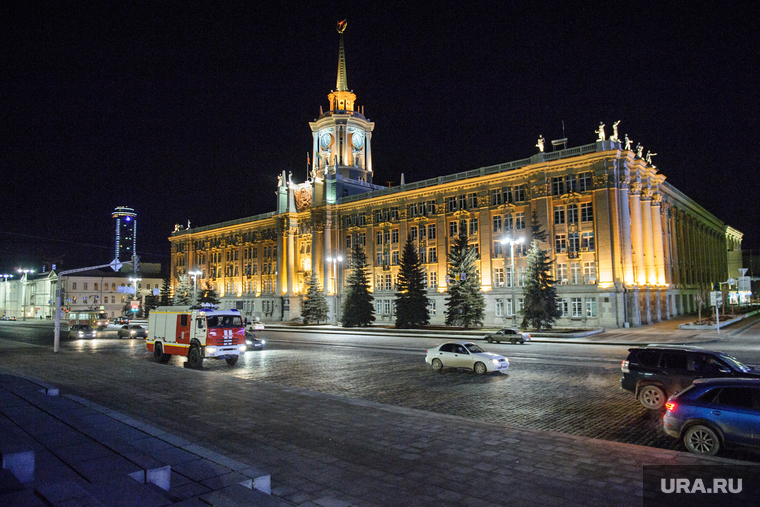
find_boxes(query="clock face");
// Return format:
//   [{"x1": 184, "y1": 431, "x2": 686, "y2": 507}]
[
  {"x1": 320, "y1": 133, "x2": 332, "y2": 150},
  {"x1": 352, "y1": 131, "x2": 364, "y2": 149}
]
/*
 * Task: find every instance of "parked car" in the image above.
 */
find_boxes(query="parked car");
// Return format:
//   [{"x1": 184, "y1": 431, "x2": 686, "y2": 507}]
[
  {"x1": 68, "y1": 325, "x2": 96, "y2": 339},
  {"x1": 425, "y1": 341, "x2": 509, "y2": 374},
  {"x1": 484, "y1": 328, "x2": 530, "y2": 344},
  {"x1": 248, "y1": 320, "x2": 265, "y2": 331},
  {"x1": 620, "y1": 345, "x2": 759, "y2": 410},
  {"x1": 117, "y1": 325, "x2": 147, "y2": 339},
  {"x1": 663, "y1": 378, "x2": 760, "y2": 455}
]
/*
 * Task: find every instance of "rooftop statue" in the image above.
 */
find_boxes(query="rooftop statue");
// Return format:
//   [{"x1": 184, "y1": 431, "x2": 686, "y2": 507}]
[
  {"x1": 646, "y1": 150, "x2": 657, "y2": 165},
  {"x1": 624, "y1": 134, "x2": 632, "y2": 151},
  {"x1": 636, "y1": 143, "x2": 644, "y2": 158},
  {"x1": 536, "y1": 135, "x2": 545, "y2": 153},
  {"x1": 595, "y1": 122, "x2": 606, "y2": 141},
  {"x1": 610, "y1": 120, "x2": 621, "y2": 142}
]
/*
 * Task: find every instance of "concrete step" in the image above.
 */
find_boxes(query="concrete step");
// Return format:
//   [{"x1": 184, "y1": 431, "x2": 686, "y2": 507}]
[{"x1": 199, "y1": 484, "x2": 292, "y2": 507}]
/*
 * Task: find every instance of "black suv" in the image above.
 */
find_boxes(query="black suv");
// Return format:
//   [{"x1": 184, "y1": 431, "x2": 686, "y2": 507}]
[{"x1": 620, "y1": 345, "x2": 759, "y2": 410}]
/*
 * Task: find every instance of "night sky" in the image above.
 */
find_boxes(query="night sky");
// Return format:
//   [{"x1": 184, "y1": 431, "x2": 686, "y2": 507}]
[{"x1": 2, "y1": 2, "x2": 758, "y2": 275}]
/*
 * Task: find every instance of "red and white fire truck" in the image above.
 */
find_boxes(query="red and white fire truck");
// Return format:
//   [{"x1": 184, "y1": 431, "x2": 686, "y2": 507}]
[{"x1": 146, "y1": 306, "x2": 246, "y2": 368}]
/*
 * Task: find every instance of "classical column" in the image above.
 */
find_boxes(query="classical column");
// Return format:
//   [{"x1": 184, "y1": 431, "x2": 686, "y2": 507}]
[
  {"x1": 366, "y1": 132, "x2": 373, "y2": 175},
  {"x1": 629, "y1": 185, "x2": 646, "y2": 285},
  {"x1": 640, "y1": 196, "x2": 656, "y2": 285},
  {"x1": 651, "y1": 199, "x2": 666, "y2": 285},
  {"x1": 286, "y1": 222, "x2": 296, "y2": 294},
  {"x1": 619, "y1": 179, "x2": 634, "y2": 285}
]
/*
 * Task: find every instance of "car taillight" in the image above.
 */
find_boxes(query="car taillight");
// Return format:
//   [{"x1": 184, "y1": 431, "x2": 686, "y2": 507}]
[
  {"x1": 665, "y1": 401, "x2": 676, "y2": 412},
  {"x1": 621, "y1": 360, "x2": 629, "y2": 373}
]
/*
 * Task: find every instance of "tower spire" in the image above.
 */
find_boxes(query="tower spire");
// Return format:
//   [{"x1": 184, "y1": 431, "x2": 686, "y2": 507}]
[{"x1": 336, "y1": 19, "x2": 348, "y2": 92}]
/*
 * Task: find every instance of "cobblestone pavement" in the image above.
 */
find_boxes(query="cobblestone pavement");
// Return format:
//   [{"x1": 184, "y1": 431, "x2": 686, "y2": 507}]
[{"x1": 0, "y1": 338, "x2": 749, "y2": 507}]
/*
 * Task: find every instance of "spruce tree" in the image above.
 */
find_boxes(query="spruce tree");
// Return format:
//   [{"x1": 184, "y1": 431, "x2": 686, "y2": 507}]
[
  {"x1": 394, "y1": 238, "x2": 430, "y2": 328},
  {"x1": 199, "y1": 281, "x2": 221, "y2": 306},
  {"x1": 521, "y1": 240, "x2": 562, "y2": 330},
  {"x1": 445, "y1": 228, "x2": 485, "y2": 328},
  {"x1": 302, "y1": 271, "x2": 329, "y2": 324},
  {"x1": 341, "y1": 243, "x2": 375, "y2": 327},
  {"x1": 159, "y1": 275, "x2": 173, "y2": 306},
  {"x1": 530, "y1": 209, "x2": 547, "y2": 243},
  {"x1": 174, "y1": 275, "x2": 193, "y2": 305}
]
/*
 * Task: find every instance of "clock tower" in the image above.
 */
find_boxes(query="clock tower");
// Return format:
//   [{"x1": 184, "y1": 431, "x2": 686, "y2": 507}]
[{"x1": 310, "y1": 20, "x2": 379, "y2": 205}]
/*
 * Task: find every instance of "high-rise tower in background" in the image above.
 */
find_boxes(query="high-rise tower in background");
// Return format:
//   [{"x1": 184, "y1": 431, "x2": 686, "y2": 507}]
[{"x1": 112, "y1": 206, "x2": 137, "y2": 262}]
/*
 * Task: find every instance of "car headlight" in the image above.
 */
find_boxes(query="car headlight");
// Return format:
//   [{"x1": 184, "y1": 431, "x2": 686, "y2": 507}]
[
  {"x1": 490, "y1": 359, "x2": 500, "y2": 365},
  {"x1": 239, "y1": 345, "x2": 246, "y2": 352},
  {"x1": 78, "y1": 332, "x2": 84, "y2": 337},
  {"x1": 260, "y1": 340, "x2": 265, "y2": 345},
  {"x1": 206, "y1": 346, "x2": 217, "y2": 354}
]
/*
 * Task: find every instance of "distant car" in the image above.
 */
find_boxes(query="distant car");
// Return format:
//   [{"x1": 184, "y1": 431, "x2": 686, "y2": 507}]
[
  {"x1": 114, "y1": 316, "x2": 130, "y2": 325},
  {"x1": 425, "y1": 341, "x2": 509, "y2": 374},
  {"x1": 245, "y1": 333, "x2": 265, "y2": 350},
  {"x1": 117, "y1": 325, "x2": 147, "y2": 339},
  {"x1": 249, "y1": 321, "x2": 265, "y2": 331},
  {"x1": 484, "y1": 328, "x2": 530, "y2": 344},
  {"x1": 620, "y1": 345, "x2": 760, "y2": 410},
  {"x1": 68, "y1": 325, "x2": 96, "y2": 339},
  {"x1": 663, "y1": 378, "x2": 760, "y2": 455}
]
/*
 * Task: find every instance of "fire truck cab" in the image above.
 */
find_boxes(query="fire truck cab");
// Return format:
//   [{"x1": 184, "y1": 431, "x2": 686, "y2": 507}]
[{"x1": 147, "y1": 306, "x2": 246, "y2": 368}]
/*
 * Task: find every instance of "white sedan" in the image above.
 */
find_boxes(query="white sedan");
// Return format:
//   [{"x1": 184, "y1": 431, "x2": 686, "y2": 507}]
[{"x1": 425, "y1": 341, "x2": 509, "y2": 374}]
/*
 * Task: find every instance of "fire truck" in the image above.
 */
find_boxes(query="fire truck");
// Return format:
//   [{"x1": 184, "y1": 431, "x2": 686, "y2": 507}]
[{"x1": 146, "y1": 306, "x2": 246, "y2": 368}]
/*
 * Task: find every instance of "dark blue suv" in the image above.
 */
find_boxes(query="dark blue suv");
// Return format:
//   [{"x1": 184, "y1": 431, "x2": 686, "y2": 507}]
[{"x1": 663, "y1": 378, "x2": 760, "y2": 455}]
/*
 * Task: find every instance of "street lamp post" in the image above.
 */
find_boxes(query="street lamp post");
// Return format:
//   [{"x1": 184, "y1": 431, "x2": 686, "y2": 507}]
[
  {"x1": 17, "y1": 269, "x2": 34, "y2": 321},
  {"x1": 188, "y1": 270, "x2": 202, "y2": 304},
  {"x1": 326, "y1": 254, "x2": 343, "y2": 324},
  {"x1": 128, "y1": 275, "x2": 142, "y2": 317},
  {"x1": 500, "y1": 237, "x2": 524, "y2": 325}
]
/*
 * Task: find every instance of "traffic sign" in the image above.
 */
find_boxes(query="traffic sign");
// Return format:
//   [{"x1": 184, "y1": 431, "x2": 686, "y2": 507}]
[{"x1": 110, "y1": 258, "x2": 123, "y2": 271}]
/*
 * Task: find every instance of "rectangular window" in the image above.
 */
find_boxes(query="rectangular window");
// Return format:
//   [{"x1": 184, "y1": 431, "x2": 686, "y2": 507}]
[
  {"x1": 581, "y1": 202, "x2": 594, "y2": 222},
  {"x1": 494, "y1": 268, "x2": 505, "y2": 287},
  {"x1": 392, "y1": 229, "x2": 399, "y2": 244},
  {"x1": 515, "y1": 243, "x2": 527, "y2": 256},
  {"x1": 581, "y1": 231, "x2": 595, "y2": 251},
  {"x1": 428, "y1": 224, "x2": 436, "y2": 239},
  {"x1": 552, "y1": 177, "x2": 564, "y2": 196},
  {"x1": 503, "y1": 187, "x2": 512, "y2": 204},
  {"x1": 468, "y1": 192, "x2": 478, "y2": 209},
  {"x1": 447, "y1": 196, "x2": 457, "y2": 212},
  {"x1": 557, "y1": 298, "x2": 568, "y2": 317},
  {"x1": 515, "y1": 212, "x2": 525, "y2": 230},
  {"x1": 493, "y1": 241, "x2": 503, "y2": 257},
  {"x1": 385, "y1": 275, "x2": 392, "y2": 291},
  {"x1": 518, "y1": 267, "x2": 527, "y2": 287},
  {"x1": 469, "y1": 218, "x2": 478, "y2": 235},
  {"x1": 72, "y1": 282, "x2": 77, "y2": 290},
  {"x1": 493, "y1": 216, "x2": 502, "y2": 233},
  {"x1": 376, "y1": 252, "x2": 383, "y2": 265},
  {"x1": 391, "y1": 207, "x2": 399, "y2": 221},
  {"x1": 586, "y1": 299, "x2": 596, "y2": 317},
  {"x1": 554, "y1": 206, "x2": 565, "y2": 225},
  {"x1": 504, "y1": 214, "x2": 513, "y2": 230},
  {"x1": 490, "y1": 189, "x2": 503, "y2": 206},
  {"x1": 554, "y1": 234, "x2": 567, "y2": 253},
  {"x1": 495, "y1": 298, "x2": 504, "y2": 317},
  {"x1": 428, "y1": 299, "x2": 436, "y2": 315},
  {"x1": 418, "y1": 248, "x2": 426, "y2": 263},
  {"x1": 578, "y1": 172, "x2": 593, "y2": 192},
  {"x1": 570, "y1": 262, "x2": 582, "y2": 284},
  {"x1": 567, "y1": 204, "x2": 578, "y2": 224},
  {"x1": 428, "y1": 248, "x2": 437, "y2": 263},
  {"x1": 410, "y1": 226, "x2": 418, "y2": 241},
  {"x1": 346, "y1": 236, "x2": 352, "y2": 248},
  {"x1": 458, "y1": 194, "x2": 466, "y2": 210},
  {"x1": 449, "y1": 221, "x2": 458, "y2": 237},
  {"x1": 377, "y1": 231, "x2": 383, "y2": 245},
  {"x1": 505, "y1": 267, "x2": 513, "y2": 288},
  {"x1": 429, "y1": 271, "x2": 437, "y2": 288},
  {"x1": 376, "y1": 300, "x2": 383, "y2": 315},
  {"x1": 571, "y1": 297, "x2": 583, "y2": 318},
  {"x1": 566, "y1": 174, "x2": 578, "y2": 193},
  {"x1": 384, "y1": 230, "x2": 390, "y2": 244},
  {"x1": 583, "y1": 261, "x2": 596, "y2": 283},
  {"x1": 557, "y1": 263, "x2": 568, "y2": 284},
  {"x1": 384, "y1": 300, "x2": 391, "y2": 315},
  {"x1": 359, "y1": 233, "x2": 366, "y2": 245},
  {"x1": 568, "y1": 233, "x2": 580, "y2": 252},
  {"x1": 513, "y1": 184, "x2": 526, "y2": 202},
  {"x1": 392, "y1": 251, "x2": 399, "y2": 265},
  {"x1": 94, "y1": 283, "x2": 98, "y2": 290},
  {"x1": 427, "y1": 200, "x2": 436, "y2": 215}
]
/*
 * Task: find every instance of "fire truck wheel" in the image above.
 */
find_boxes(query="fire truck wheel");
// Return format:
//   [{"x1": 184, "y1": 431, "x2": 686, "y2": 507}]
[
  {"x1": 225, "y1": 356, "x2": 239, "y2": 366},
  {"x1": 154, "y1": 343, "x2": 171, "y2": 364},
  {"x1": 187, "y1": 346, "x2": 203, "y2": 369}
]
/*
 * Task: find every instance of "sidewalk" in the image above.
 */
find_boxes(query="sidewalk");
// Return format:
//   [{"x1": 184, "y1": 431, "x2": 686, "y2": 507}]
[
  {"x1": 263, "y1": 313, "x2": 753, "y2": 346},
  {"x1": 0, "y1": 338, "x2": 751, "y2": 507}
]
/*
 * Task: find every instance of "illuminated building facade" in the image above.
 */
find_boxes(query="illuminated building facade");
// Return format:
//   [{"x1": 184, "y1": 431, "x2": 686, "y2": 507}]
[
  {"x1": 168, "y1": 24, "x2": 742, "y2": 328},
  {"x1": 113, "y1": 206, "x2": 137, "y2": 263}
]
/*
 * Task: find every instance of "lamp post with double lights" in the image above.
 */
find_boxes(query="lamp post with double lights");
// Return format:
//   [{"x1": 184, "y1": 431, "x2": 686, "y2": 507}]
[
  {"x1": 326, "y1": 254, "x2": 343, "y2": 324},
  {"x1": 17, "y1": 268, "x2": 34, "y2": 320},
  {"x1": 128, "y1": 275, "x2": 142, "y2": 317},
  {"x1": 188, "y1": 270, "x2": 202, "y2": 304},
  {"x1": 499, "y1": 237, "x2": 524, "y2": 324}
]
